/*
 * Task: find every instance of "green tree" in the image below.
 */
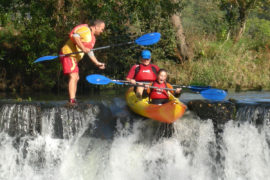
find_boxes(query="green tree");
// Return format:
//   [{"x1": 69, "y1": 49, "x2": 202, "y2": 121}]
[
  {"x1": 1, "y1": 0, "x2": 186, "y2": 92},
  {"x1": 219, "y1": 0, "x2": 270, "y2": 41}
]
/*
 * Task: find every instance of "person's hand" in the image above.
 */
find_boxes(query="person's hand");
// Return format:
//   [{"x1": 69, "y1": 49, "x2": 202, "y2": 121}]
[
  {"x1": 175, "y1": 88, "x2": 182, "y2": 94},
  {"x1": 144, "y1": 84, "x2": 149, "y2": 90},
  {"x1": 130, "y1": 79, "x2": 136, "y2": 85},
  {"x1": 82, "y1": 47, "x2": 91, "y2": 53},
  {"x1": 137, "y1": 82, "x2": 144, "y2": 87},
  {"x1": 97, "y1": 62, "x2": 105, "y2": 69}
]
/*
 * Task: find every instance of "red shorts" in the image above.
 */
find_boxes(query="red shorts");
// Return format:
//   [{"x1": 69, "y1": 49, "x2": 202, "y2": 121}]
[{"x1": 60, "y1": 54, "x2": 79, "y2": 75}]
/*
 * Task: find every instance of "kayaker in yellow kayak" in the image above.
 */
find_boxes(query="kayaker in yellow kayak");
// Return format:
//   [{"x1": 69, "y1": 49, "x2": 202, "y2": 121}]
[
  {"x1": 146, "y1": 69, "x2": 181, "y2": 104},
  {"x1": 60, "y1": 20, "x2": 106, "y2": 105},
  {"x1": 126, "y1": 50, "x2": 160, "y2": 98}
]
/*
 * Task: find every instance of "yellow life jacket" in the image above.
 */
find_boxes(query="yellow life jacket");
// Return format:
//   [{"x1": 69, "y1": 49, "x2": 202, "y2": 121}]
[{"x1": 61, "y1": 24, "x2": 96, "y2": 61}]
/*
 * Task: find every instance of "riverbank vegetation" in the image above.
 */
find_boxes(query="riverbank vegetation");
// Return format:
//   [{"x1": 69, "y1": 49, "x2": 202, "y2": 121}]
[{"x1": 1, "y1": 0, "x2": 270, "y2": 94}]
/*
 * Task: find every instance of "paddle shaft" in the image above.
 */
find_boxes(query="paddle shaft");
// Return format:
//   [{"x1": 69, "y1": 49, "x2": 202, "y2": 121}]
[
  {"x1": 148, "y1": 86, "x2": 177, "y2": 91},
  {"x1": 172, "y1": 85, "x2": 195, "y2": 88},
  {"x1": 111, "y1": 80, "x2": 180, "y2": 91},
  {"x1": 113, "y1": 80, "x2": 199, "y2": 91},
  {"x1": 112, "y1": 80, "x2": 207, "y2": 89},
  {"x1": 129, "y1": 81, "x2": 210, "y2": 92},
  {"x1": 129, "y1": 83, "x2": 178, "y2": 91},
  {"x1": 59, "y1": 41, "x2": 133, "y2": 57},
  {"x1": 59, "y1": 33, "x2": 160, "y2": 57}
]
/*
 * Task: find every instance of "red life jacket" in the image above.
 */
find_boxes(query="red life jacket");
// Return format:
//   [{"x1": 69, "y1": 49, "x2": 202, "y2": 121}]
[
  {"x1": 150, "y1": 81, "x2": 169, "y2": 99},
  {"x1": 134, "y1": 64, "x2": 158, "y2": 81},
  {"x1": 69, "y1": 24, "x2": 96, "y2": 49}
]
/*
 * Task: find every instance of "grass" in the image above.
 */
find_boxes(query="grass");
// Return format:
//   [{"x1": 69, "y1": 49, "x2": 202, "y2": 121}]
[{"x1": 156, "y1": 37, "x2": 270, "y2": 91}]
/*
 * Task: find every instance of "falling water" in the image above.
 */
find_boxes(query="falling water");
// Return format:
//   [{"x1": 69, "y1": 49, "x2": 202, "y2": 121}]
[{"x1": 0, "y1": 98, "x2": 270, "y2": 180}]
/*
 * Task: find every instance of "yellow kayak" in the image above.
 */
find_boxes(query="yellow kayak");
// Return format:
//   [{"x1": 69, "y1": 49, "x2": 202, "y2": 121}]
[{"x1": 125, "y1": 87, "x2": 187, "y2": 123}]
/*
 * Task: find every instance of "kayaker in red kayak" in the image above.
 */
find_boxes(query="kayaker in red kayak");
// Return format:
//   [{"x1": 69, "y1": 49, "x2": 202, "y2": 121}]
[
  {"x1": 126, "y1": 50, "x2": 160, "y2": 98},
  {"x1": 60, "y1": 20, "x2": 106, "y2": 105},
  {"x1": 146, "y1": 69, "x2": 181, "y2": 104}
]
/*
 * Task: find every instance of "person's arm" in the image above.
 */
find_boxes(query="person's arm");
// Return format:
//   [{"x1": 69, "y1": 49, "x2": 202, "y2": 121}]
[
  {"x1": 174, "y1": 88, "x2": 182, "y2": 97},
  {"x1": 73, "y1": 36, "x2": 91, "y2": 53},
  {"x1": 126, "y1": 78, "x2": 136, "y2": 85},
  {"x1": 126, "y1": 65, "x2": 137, "y2": 84},
  {"x1": 87, "y1": 51, "x2": 105, "y2": 69},
  {"x1": 145, "y1": 83, "x2": 152, "y2": 94},
  {"x1": 167, "y1": 83, "x2": 181, "y2": 97},
  {"x1": 73, "y1": 28, "x2": 105, "y2": 69}
]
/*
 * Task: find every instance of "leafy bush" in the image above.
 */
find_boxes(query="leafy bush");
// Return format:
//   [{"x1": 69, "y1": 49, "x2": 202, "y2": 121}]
[{"x1": 245, "y1": 17, "x2": 270, "y2": 49}]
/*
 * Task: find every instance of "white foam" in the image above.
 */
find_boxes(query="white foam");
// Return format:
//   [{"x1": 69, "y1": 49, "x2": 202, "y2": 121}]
[{"x1": 0, "y1": 112, "x2": 270, "y2": 180}]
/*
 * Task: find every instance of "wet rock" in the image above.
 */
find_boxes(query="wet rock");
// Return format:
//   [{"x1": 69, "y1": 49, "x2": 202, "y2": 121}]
[{"x1": 187, "y1": 100, "x2": 237, "y2": 124}]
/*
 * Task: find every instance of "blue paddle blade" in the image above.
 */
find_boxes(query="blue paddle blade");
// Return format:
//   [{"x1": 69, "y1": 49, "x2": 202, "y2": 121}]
[
  {"x1": 135, "y1": 32, "x2": 161, "y2": 46},
  {"x1": 86, "y1": 74, "x2": 124, "y2": 85},
  {"x1": 189, "y1": 85, "x2": 211, "y2": 92},
  {"x1": 111, "y1": 80, "x2": 124, "y2": 85},
  {"x1": 86, "y1": 74, "x2": 111, "y2": 85},
  {"x1": 200, "y1": 88, "x2": 227, "y2": 101},
  {"x1": 34, "y1": 55, "x2": 59, "y2": 63}
]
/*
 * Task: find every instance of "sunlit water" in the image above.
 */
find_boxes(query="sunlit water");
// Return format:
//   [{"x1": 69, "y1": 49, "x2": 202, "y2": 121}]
[{"x1": 0, "y1": 90, "x2": 270, "y2": 180}]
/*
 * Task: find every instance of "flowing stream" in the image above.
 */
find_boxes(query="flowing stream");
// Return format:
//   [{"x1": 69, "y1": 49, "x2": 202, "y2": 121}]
[{"x1": 0, "y1": 90, "x2": 270, "y2": 180}]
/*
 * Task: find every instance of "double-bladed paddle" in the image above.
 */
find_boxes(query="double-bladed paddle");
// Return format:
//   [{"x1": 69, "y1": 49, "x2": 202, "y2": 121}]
[
  {"x1": 172, "y1": 85, "x2": 211, "y2": 92},
  {"x1": 85, "y1": 74, "x2": 227, "y2": 101},
  {"x1": 34, "y1": 32, "x2": 161, "y2": 63}
]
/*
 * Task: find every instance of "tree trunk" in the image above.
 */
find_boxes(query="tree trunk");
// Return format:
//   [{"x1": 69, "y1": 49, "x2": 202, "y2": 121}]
[
  {"x1": 0, "y1": 68, "x2": 7, "y2": 91},
  {"x1": 170, "y1": 13, "x2": 193, "y2": 62},
  {"x1": 234, "y1": 7, "x2": 247, "y2": 42}
]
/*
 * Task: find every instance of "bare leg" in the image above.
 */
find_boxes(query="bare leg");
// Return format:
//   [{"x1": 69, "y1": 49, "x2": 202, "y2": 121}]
[
  {"x1": 136, "y1": 86, "x2": 144, "y2": 99},
  {"x1": 68, "y1": 72, "x2": 79, "y2": 101}
]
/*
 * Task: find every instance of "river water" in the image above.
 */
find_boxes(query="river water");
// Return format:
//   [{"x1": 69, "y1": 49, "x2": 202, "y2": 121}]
[{"x1": 0, "y1": 89, "x2": 270, "y2": 180}]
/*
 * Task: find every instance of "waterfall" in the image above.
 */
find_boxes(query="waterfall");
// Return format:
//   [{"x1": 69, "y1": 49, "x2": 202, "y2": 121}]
[{"x1": 0, "y1": 99, "x2": 269, "y2": 180}]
